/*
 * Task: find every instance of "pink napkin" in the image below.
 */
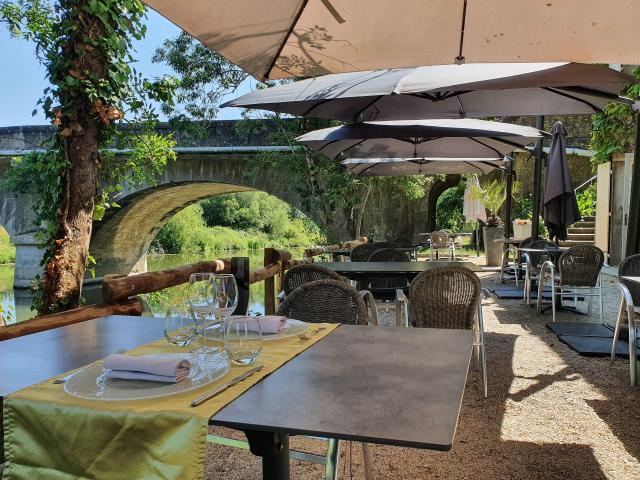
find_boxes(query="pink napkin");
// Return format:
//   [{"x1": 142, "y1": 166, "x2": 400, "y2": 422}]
[
  {"x1": 103, "y1": 354, "x2": 191, "y2": 383},
  {"x1": 230, "y1": 315, "x2": 287, "y2": 334}
]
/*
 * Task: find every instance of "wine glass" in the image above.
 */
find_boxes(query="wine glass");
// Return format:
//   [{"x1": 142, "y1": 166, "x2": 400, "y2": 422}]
[
  {"x1": 164, "y1": 307, "x2": 198, "y2": 347},
  {"x1": 210, "y1": 273, "x2": 239, "y2": 325},
  {"x1": 225, "y1": 316, "x2": 262, "y2": 365},
  {"x1": 188, "y1": 273, "x2": 215, "y2": 353}
]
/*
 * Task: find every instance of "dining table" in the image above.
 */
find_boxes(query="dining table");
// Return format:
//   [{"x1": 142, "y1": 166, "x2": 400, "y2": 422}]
[
  {"x1": 0, "y1": 314, "x2": 475, "y2": 480},
  {"x1": 317, "y1": 260, "x2": 482, "y2": 284}
]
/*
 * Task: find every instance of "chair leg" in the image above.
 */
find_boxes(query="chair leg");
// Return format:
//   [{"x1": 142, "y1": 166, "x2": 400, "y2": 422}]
[
  {"x1": 630, "y1": 315, "x2": 637, "y2": 387},
  {"x1": 599, "y1": 279, "x2": 604, "y2": 324},
  {"x1": 325, "y1": 439, "x2": 340, "y2": 480},
  {"x1": 514, "y1": 263, "x2": 519, "y2": 287},
  {"x1": 536, "y1": 274, "x2": 544, "y2": 314},
  {"x1": 477, "y1": 301, "x2": 488, "y2": 398},
  {"x1": 611, "y1": 295, "x2": 626, "y2": 363},
  {"x1": 551, "y1": 285, "x2": 557, "y2": 322},
  {"x1": 361, "y1": 443, "x2": 373, "y2": 480}
]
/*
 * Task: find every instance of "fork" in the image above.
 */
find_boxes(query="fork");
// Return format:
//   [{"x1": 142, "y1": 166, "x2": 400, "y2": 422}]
[{"x1": 52, "y1": 348, "x2": 128, "y2": 384}]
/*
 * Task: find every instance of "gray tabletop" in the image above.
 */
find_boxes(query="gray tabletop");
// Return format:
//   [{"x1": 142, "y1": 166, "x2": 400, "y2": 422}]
[
  {"x1": 317, "y1": 261, "x2": 481, "y2": 280},
  {"x1": 0, "y1": 315, "x2": 164, "y2": 397},
  {"x1": 212, "y1": 325, "x2": 474, "y2": 450}
]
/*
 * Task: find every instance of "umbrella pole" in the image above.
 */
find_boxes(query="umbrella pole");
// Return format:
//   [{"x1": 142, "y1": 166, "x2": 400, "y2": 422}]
[
  {"x1": 625, "y1": 111, "x2": 640, "y2": 257},
  {"x1": 531, "y1": 115, "x2": 545, "y2": 240},
  {"x1": 504, "y1": 156, "x2": 514, "y2": 238},
  {"x1": 476, "y1": 222, "x2": 480, "y2": 257}
]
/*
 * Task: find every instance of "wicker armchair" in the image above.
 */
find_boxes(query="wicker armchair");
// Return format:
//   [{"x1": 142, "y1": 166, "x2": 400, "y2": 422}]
[
  {"x1": 277, "y1": 279, "x2": 377, "y2": 326},
  {"x1": 537, "y1": 245, "x2": 604, "y2": 322},
  {"x1": 500, "y1": 236, "x2": 532, "y2": 285},
  {"x1": 523, "y1": 239, "x2": 556, "y2": 304},
  {"x1": 398, "y1": 266, "x2": 487, "y2": 397},
  {"x1": 393, "y1": 236, "x2": 412, "y2": 248},
  {"x1": 429, "y1": 231, "x2": 452, "y2": 260},
  {"x1": 611, "y1": 254, "x2": 640, "y2": 386},
  {"x1": 283, "y1": 264, "x2": 348, "y2": 296},
  {"x1": 351, "y1": 242, "x2": 396, "y2": 261}
]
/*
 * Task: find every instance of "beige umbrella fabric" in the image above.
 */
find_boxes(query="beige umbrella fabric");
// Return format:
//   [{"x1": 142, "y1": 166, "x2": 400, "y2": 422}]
[
  {"x1": 463, "y1": 175, "x2": 487, "y2": 223},
  {"x1": 144, "y1": 0, "x2": 640, "y2": 80}
]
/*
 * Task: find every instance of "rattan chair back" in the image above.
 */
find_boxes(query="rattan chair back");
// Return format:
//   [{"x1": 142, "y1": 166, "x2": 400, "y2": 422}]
[
  {"x1": 619, "y1": 254, "x2": 640, "y2": 307},
  {"x1": 526, "y1": 239, "x2": 556, "y2": 267},
  {"x1": 409, "y1": 266, "x2": 480, "y2": 329},
  {"x1": 283, "y1": 264, "x2": 347, "y2": 296},
  {"x1": 515, "y1": 236, "x2": 533, "y2": 263},
  {"x1": 367, "y1": 248, "x2": 411, "y2": 290},
  {"x1": 277, "y1": 279, "x2": 367, "y2": 325},
  {"x1": 351, "y1": 243, "x2": 378, "y2": 262},
  {"x1": 558, "y1": 245, "x2": 604, "y2": 287},
  {"x1": 430, "y1": 232, "x2": 450, "y2": 249}
]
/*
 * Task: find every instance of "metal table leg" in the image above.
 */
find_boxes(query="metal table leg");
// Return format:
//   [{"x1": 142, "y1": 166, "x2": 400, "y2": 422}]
[{"x1": 244, "y1": 430, "x2": 290, "y2": 480}]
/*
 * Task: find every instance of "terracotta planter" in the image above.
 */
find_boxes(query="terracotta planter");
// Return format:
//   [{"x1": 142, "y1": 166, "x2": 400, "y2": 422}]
[
  {"x1": 483, "y1": 226, "x2": 505, "y2": 266},
  {"x1": 512, "y1": 222, "x2": 532, "y2": 240}
]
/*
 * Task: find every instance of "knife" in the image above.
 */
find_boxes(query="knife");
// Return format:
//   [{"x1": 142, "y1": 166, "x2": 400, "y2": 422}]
[{"x1": 191, "y1": 365, "x2": 263, "y2": 407}]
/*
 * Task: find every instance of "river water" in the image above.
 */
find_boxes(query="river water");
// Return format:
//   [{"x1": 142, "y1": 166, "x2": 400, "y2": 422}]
[{"x1": 1, "y1": 249, "x2": 295, "y2": 325}]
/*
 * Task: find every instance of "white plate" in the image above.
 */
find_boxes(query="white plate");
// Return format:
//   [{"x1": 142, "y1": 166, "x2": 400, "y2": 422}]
[
  {"x1": 261, "y1": 319, "x2": 308, "y2": 341},
  {"x1": 64, "y1": 353, "x2": 229, "y2": 401}
]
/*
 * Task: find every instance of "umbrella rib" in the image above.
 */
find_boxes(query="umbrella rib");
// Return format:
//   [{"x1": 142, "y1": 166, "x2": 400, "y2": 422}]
[
  {"x1": 335, "y1": 139, "x2": 367, "y2": 157},
  {"x1": 455, "y1": 0, "x2": 468, "y2": 64},
  {"x1": 463, "y1": 161, "x2": 486, "y2": 174},
  {"x1": 542, "y1": 87, "x2": 601, "y2": 113},
  {"x1": 263, "y1": 0, "x2": 310, "y2": 80},
  {"x1": 350, "y1": 95, "x2": 385, "y2": 122},
  {"x1": 468, "y1": 137, "x2": 504, "y2": 157}
]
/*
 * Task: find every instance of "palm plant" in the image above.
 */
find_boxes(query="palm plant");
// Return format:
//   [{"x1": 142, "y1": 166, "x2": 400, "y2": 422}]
[{"x1": 471, "y1": 180, "x2": 519, "y2": 227}]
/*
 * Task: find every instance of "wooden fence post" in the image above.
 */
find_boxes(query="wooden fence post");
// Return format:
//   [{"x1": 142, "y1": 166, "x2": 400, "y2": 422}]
[
  {"x1": 263, "y1": 248, "x2": 276, "y2": 315},
  {"x1": 231, "y1": 257, "x2": 250, "y2": 315}
]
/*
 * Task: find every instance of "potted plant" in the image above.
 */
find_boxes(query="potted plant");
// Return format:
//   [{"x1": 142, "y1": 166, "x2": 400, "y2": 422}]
[
  {"x1": 513, "y1": 218, "x2": 532, "y2": 239},
  {"x1": 471, "y1": 179, "x2": 508, "y2": 266}
]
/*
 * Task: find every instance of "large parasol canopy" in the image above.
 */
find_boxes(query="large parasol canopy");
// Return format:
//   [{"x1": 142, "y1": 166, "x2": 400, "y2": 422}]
[
  {"x1": 144, "y1": 1, "x2": 640, "y2": 80},
  {"x1": 296, "y1": 119, "x2": 546, "y2": 161},
  {"x1": 222, "y1": 63, "x2": 635, "y2": 121}
]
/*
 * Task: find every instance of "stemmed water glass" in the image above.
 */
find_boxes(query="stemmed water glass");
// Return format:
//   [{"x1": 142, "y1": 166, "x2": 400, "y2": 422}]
[
  {"x1": 210, "y1": 274, "x2": 239, "y2": 331},
  {"x1": 188, "y1": 273, "x2": 216, "y2": 353}
]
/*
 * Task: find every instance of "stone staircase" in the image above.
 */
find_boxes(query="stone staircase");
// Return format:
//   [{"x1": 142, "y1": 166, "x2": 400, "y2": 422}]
[{"x1": 559, "y1": 216, "x2": 595, "y2": 247}]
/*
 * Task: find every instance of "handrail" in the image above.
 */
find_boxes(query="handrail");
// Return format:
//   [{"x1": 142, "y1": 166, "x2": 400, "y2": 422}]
[
  {"x1": 574, "y1": 174, "x2": 597, "y2": 194},
  {"x1": 304, "y1": 237, "x2": 368, "y2": 258}
]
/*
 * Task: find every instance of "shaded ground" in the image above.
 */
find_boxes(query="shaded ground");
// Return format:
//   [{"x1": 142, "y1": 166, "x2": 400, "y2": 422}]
[{"x1": 204, "y1": 261, "x2": 640, "y2": 479}]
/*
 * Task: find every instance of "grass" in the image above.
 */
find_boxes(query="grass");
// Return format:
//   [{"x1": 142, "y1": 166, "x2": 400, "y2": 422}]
[{"x1": 0, "y1": 227, "x2": 16, "y2": 264}]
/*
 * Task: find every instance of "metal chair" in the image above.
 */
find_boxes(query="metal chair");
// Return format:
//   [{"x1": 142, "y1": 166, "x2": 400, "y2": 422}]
[
  {"x1": 500, "y1": 236, "x2": 532, "y2": 285},
  {"x1": 277, "y1": 279, "x2": 376, "y2": 479},
  {"x1": 400, "y1": 266, "x2": 488, "y2": 398},
  {"x1": 429, "y1": 231, "x2": 452, "y2": 260},
  {"x1": 282, "y1": 263, "x2": 348, "y2": 296},
  {"x1": 523, "y1": 239, "x2": 556, "y2": 304},
  {"x1": 610, "y1": 254, "x2": 640, "y2": 386},
  {"x1": 537, "y1": 245, "x2": 604, "y2": 323}
]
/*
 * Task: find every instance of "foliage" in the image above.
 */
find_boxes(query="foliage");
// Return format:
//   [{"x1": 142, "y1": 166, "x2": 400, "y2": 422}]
[
  {"x1": 0, "y1": 228, "x2": 16, "y2": 264},
  {"x1": 151, "y1": 194, "x2": 324, "y2": 254},
  {"x1": 1, "y1": 0, "x2": 178, "y2": 312},
  {"x1": 590, "y1": 67, "x2": 640, "y2": 165},
  {"x1": 152, "y1": 32, "x2": 247, "y2": 122},
  {"x1": 471, "y1": 179, "x2": 520, "y2": 227},
  {"x1": 576, "y1": 183, "x2": 597, "y2": 217},
  {"x1": 513, "y1": 193, "x2": 533, "y2": 221},
  {"x1": 435, "y1": 183, "x2": 465, "y2": 231}
]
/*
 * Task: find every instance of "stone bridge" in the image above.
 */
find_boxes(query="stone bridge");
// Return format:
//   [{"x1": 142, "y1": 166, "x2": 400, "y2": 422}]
[{"x1": 0, "y1": 122, "x2": 310, "y2": 287}]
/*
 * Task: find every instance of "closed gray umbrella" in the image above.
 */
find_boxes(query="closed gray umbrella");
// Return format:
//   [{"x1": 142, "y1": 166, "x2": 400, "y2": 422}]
[
  {"x1": 543, "y1": 121, "x2": 581, "y2": 241},
  {"x1": 223, "y1": 63, "x2": 634, "y2": 121},
  {"x1": 296, "y1": 119, "x2": 546, "y2": 160}
]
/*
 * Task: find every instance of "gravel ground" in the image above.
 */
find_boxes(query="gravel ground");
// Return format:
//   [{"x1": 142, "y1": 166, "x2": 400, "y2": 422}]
[{"x1": 204, "y1": 262, "x2": 640, "y2": 480}]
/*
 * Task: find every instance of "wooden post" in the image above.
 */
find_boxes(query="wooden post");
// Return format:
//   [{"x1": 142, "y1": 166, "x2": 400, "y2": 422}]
[
  {"x1": 264, "y1": 248, "x2": 277, "y2": 315},
  {"x1": 232, "y1": 257, "x2": 250, "y2": 315}
]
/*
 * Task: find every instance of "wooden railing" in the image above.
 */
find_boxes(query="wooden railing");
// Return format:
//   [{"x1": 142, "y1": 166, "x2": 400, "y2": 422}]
[{"x1": 0, "y1": 239, "x2": 367, "y2": 340}]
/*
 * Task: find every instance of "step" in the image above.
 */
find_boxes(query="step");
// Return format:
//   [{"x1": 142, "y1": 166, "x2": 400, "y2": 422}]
[
  {"x1": 559, "y1": 239, "x2": 595, "y2": 247},
  {"x1": 574, "y1": 221, "x2": 595, "y2": 229},
  {"x1": 566, "y1": 233, "x2": 595, "y2": 241},
  {"x1": 567, "y1": 227, "x2": 595, "y2": 235}
]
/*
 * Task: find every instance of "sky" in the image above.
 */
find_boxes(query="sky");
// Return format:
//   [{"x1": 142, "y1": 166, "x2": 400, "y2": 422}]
[{"x1": 0, "y1": 10, "x2": 253, "y2": 127}]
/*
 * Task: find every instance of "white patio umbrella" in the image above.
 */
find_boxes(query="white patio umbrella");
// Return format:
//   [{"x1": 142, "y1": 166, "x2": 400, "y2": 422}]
[
  {"x1": 144, "y1": 1, "x2": 640, "y2": 80},
  {"x1": 222, "y1": 63, "x2": 635, "y2": 121},
  {"x1": 296, "y1": 119, "x2": 546, "y2": 160}
]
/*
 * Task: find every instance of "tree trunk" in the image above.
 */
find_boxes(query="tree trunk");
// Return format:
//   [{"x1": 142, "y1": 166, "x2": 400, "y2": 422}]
[
  {"x1": 39, "y1": 119, "x2": 101, "y2": 314},
  {"x1": 355, "y1": 182, "x2": 373, "y2": 238}
]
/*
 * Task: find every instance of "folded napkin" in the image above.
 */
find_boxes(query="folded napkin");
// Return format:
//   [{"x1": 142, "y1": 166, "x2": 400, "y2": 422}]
[
  {"x1": 230, "y1": 315, "x2": 287, "y2": 334},
  {"x1": 103, "y1": 354, "x2": 191, "y2": 383}
]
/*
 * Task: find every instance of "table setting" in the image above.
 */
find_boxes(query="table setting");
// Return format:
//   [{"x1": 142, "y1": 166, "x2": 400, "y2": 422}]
[{"x1": 1, "y1": 271, "x2": 338, "y2": 480}]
